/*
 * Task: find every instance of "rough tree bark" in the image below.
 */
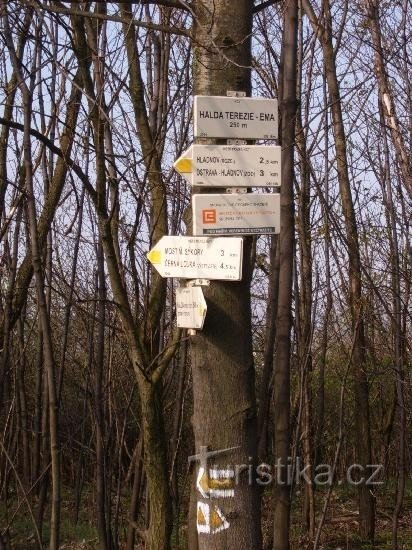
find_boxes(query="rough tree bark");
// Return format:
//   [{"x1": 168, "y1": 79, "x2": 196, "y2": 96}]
[{"x1": 295, "y1": 117, "x2": 315, "y2": 541}]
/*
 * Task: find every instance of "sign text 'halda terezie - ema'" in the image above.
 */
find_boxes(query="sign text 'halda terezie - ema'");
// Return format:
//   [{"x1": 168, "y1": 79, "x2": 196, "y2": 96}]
[{"x1": 194, "y1": 96, "x2": 278, "y2": 140}]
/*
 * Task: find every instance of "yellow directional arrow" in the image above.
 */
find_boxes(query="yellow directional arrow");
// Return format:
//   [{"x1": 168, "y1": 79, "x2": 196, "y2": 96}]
[
  {"x1": 197, "y1": 468, "x2": 209, "y2": 498},
  {"x1": 146, "y1": 249, "x2": 162, "y2": 264},
  {"x1": 174, "y1": 157, "x2": 192, "y2": 174},
  {"x1": 173, "y1": 146, "x2": 193, "y2": 183}
]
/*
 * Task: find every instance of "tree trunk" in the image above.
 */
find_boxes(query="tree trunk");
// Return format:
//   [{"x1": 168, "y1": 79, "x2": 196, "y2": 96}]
[
  {"x1": 302, "y1": 0, "x2": 375, "y2": 541},
  {"x1": 139, "y1": 377, "x2": 172, "y2": 550},
  {"x1": 126, "y1": 437, "x2": 143, "y2": 550},
  {"x1": 363, "y1": 0, "x2": 412, "y2": 200},
  {"x1": 295, "y1": 29, "x2": 314, "y2": 538},
  {"x1": 315, "y1": 67, "x2": 332, "y2": 465},
  {"x1": 190, "y1": 1, "x2": 261, "y2": 547},
  {"x1": 273, "y1": 2, "x2": 298, "y2": 549},
  {"x1": 378, "y1": 96, "x2": 406, "y2": 550},
  {"x1": 257, "y1": 235, "x2": 279, "y2": 461},
  {"x1": 2, "y1": 8, "x2": 61, "y2": 547},
  {"x1": 94, "y1": 240, "x2": 112, "y2": 550}
]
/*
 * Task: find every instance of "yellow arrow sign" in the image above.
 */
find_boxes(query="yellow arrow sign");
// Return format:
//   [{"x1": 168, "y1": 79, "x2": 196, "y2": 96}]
[
  {"x1": 145, "y1": 236, "x2": 243, "y2": 281},
  {"x1": 146, "y1": 249, "x2": 162, "y2": 264},
  {"x1": 173, "y1": 146, "x2": 193, "y2": 183},
  {"x1": 174, "y1": 157, "x2": 192, "y2": 174}
]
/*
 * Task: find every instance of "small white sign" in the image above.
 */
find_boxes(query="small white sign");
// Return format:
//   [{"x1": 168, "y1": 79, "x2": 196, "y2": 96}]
[
  {"x1": 174, "y1": 144, "x2": 281, "y2": 187},
  {"x1": 176, "y1": 287, "x2": 207, "y2": 330},
  {"x1": 194, "y1": 95, "x2": 278, "y2": 139},
  {"x1": 147, "y1": 236, "x2": 243, "y2": 280},
  {"x1": 193, "y1": 193, "x2": 280, "y2": 236}
]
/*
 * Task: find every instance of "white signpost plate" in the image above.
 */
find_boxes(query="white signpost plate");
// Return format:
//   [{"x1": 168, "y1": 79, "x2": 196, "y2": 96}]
[
  {"x1": 174, "y1": 144, "x2": 281, "y2": 187},
  {"x1": 194, "y1": 96, "x2": 278, "y2": 139},
  {"x1": 193, "y1": 193, "x2": 280, "y2": 236},
  {"x1": 147, "y1": 236, "x2": 243, "y2": 280},
  {"x1": 176, "y1": 287, "x2": 207, "y2": 329}
]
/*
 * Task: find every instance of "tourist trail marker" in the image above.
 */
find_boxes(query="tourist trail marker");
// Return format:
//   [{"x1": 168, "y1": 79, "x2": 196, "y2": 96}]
[
  {"x1": 146, "y1": 236, "x2": 243, "y2": 280},
  {"x1": 194, "y1": 95, "x2": 278, "y2": 139},
  {"x1": 196, "y1": 467, "x2": 235, "y2": 499},
  {"x1": 197, "y1": 501, "x2": 230, "y2": 535},
  {"x1": 173, "y1": 144, "x2": 281, "y2": 187}
]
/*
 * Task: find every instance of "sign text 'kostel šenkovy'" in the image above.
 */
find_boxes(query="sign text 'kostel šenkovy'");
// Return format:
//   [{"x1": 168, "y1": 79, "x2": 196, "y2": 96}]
[
  {"x1": 192, "y1": 193, "x2": 280, "y2": 236},
  {"x1": 146, "y1": 236, "x2": 243, "y2": 280},
  {"x1": 176, "y1": 286, "x2": 207, "y2": 330},
  {"x1": 173, "y1": 144, "x2": 281, "y2": 187},
  {"x1": 194, "y1": 96, "x2": 278, "y2": 140}
]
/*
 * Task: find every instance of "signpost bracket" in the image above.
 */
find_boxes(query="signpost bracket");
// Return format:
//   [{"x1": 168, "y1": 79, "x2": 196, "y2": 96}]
[
  {"x1": 226, "y1": 138, "x2": 247, "y2": 145},
  {"x1": 226, "y1": 90, "x2": 246, "y2": 97},
  {"x1": 185, "y1": 279, "x2": 210, "y2": 287},
  {"x1": 226, "y1": 188, "x2": 248, "y2": 194}
]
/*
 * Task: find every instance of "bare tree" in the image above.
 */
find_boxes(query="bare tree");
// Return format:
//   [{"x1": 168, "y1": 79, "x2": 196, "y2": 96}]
[
  {"x1": 2, "y1": 5, "x2": 61, "y2": 548},
  {"x1": 272, "y1": 2, "x2": 299, "y2": 549},
  {"x1": 302, "y1": 0, "x2": 376, "y2": 541}
]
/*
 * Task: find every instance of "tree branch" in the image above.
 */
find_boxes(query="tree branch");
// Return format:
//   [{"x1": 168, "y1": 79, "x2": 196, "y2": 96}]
[
  {"x1": 119, "y1": 0, "x2": 191, "y2": 12},
  {"x1": 21, "y1": 0, "x2": 192, "y2": 37},
  {"x1": 253, "y1": 0, "x2": 281, "y2": 14},
  {"x1": 0, "y1": 116, "x2": 97, "y2": 204},
  {"x1": 151, "y1": 329, "x2": 185, "y2": 384}
]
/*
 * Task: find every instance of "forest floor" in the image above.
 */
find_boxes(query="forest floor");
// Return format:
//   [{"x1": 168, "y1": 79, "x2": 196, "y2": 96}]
[
  {"x1": 0, "y1": 480, "x2": 411, "y2": 548},
  {"x1": 264, "y1": 479, "x2": 412, "y2": 549}
]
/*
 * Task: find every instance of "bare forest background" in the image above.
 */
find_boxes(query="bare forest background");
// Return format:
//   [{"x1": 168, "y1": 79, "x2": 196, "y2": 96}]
[{"x1": 0, "y1": 1, "x2": 411, "y2": 549}]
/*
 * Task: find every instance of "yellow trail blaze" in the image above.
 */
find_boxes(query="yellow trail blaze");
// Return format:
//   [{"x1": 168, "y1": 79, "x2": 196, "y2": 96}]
[{"x1": 174, "y1": 157, "x2": 192, "y2": 174}]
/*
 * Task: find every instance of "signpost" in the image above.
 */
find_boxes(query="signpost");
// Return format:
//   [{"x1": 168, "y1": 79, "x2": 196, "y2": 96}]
[
  {"x1": 192, "y1": 193, "x2": 280, "y2": 236},
  {"x1": 146, "y1": 236, "x2": 243, "y2": 280},
  {"x1": 194, "y1": 95, "x2": 278, "y2": 140},
  {"x1": 174, "y1": 144, "x2": 281, "y2": 187},
  {"x1": 147, "y1": 94, "x2": 281, "y2": 331},
  {"x1": 176, "y1": 286, "x2": 207, "y2": 330}
]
